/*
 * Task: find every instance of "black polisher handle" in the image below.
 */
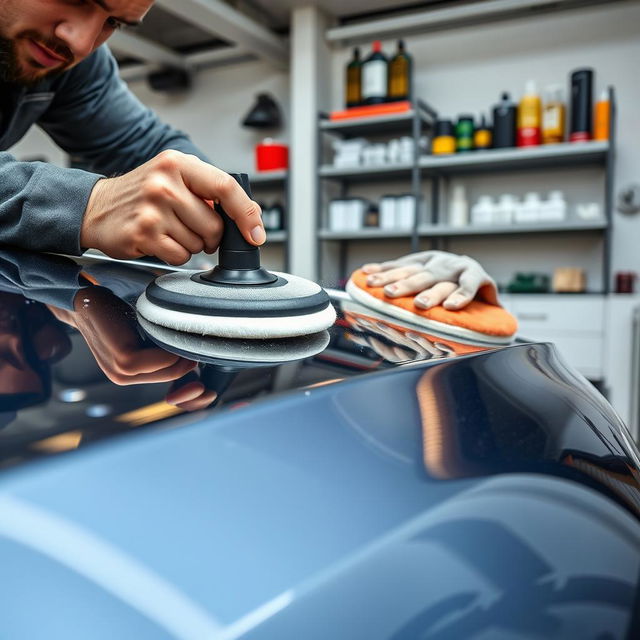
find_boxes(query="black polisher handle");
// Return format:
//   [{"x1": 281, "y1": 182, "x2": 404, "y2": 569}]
[
  {"x1": 216, "y1": 173, "x2": 258, "y2": 271},
  {"x1": 201, "y1": 173, "x2": 276, "y2": 285}
]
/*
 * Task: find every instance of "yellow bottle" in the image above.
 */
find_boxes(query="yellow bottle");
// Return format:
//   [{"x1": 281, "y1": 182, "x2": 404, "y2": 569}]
[
  {"x1": 542, "y1": 85, "x2": 566, "y2": 144},
  {"x1": 517, "y1": 80, "x2": 542, "y2": 147}
]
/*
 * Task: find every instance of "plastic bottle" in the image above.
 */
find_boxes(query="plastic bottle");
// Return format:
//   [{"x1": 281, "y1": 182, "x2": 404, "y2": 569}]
[
  {"x1": 474, "y1": 115, "x2": 492, "y2": 150},
  {"x1": 449, "y1": 184, "x2": 468, "y2": 227},
  {"x1": 494, "y1": 194, "x2": 516, "y2": 225},
  {"x1": 569, "y1": 68, "x2": 593, "y2": 142},
  {"x1": 542, "y1": 85, "x2": 566, "y2": 144},
  {"x1": 594, "y1": 88, "x2": 610, "y2": 141},
  {"x1": 517, "y1": 80, "x2": 542, "y2": 147},
  {"x1": 345, "y1": 48, "x2": 362, "y2": 108},
  {"x1": 455, "y1": 115, "x2": 475, "y2": 152},
  {"x1": 361, "y1": 41, "x2": 388, "y2": 105},
  {"x1": 388, "y1": 40, "x2": 412, "y2": 102},
  {"x1": 543, "y1": 191, "x2": 567, "y2": 222},
  {"x1": 432, "y1": 119, "x2": 456, "y2": 155},
  {"x1": 492, "y1": 92, "x2": 517, "y2": 148},
  {"x1": 517, "y1": 192, "x2": 542, "y2": 223},
  {"x1": 471, "y1": 196, "x2": 494, "y2": 226}
]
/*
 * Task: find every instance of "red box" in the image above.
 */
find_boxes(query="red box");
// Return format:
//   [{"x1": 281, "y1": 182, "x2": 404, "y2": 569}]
[{"x1": 256, "y1": 141, "x2": 289, "y2": 172}]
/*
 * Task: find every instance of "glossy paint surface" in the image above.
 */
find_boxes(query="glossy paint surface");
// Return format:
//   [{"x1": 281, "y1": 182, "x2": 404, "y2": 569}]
[{"x1": 0, "y1": 250, "x2": 638, "y2": 639}]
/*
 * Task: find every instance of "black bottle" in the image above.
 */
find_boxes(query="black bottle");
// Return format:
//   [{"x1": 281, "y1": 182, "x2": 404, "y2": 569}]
[
  {"x1": 361, "y1": 40, "x2": 388, "y2": 105},
  {"x1": 492, "y1": 92, "x2": 517, "y2": 148}
]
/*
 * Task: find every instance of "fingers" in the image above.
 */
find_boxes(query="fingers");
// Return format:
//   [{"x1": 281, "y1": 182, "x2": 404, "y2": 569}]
[
  {"x1": 442, "y1": 269, "x2": 484, "y2": 309},
  {"x1": 165, "y1": 381, "x2": 218, "y2": 410},
  {"x1": 366, "y1": 265, "x2": 421, "y2": 287},
  {"x1": 382, "y1": 270, "x2": 440, "y2": 298},
  {"x1": 176, "y1": 154, "x2": 265, "y2": 246},
  {"x1": 414, "y1": 281, "x2": 458, "y2": 309},
  {"x1": 153, "y1": 235, "x2": 192, "y2": 265},
  {"x1": 172, "y1": 194, "x2": 224, "y2": 254}
]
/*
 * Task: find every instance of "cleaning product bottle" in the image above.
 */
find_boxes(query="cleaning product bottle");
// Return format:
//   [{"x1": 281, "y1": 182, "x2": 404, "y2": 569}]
[
  {"x1": 449, "y1": 184, "x2": 468, "y2": 227},
  {"x1": 388, "y1": 39, "x2": 412, "y2": 102},
  {"x1": 542, "y1": 85, "x2": 566, "y2": 144},
  {"x1": 455, "y1": 115, "x2": 475, "y2": 152},
  {"x1": 474, "y1": 114, "x2": 492, "y2": 150},
  {"x1": 345, "y1": 47, "x2": 362, "y2": 108},
  {"x1": 432, "y1": 119, "x2": 456, "y2": 155},
  {"x1": 594, "y1": 88, "x2": 610, "y2": 141},
  {"x1": 517, "y1": 80, "x2": 542, "y2": 147},
  {"x1": 569, "y1": 68, "x2": 593, "y2": 142},
  {"x1": 361, "y1": 41, "x2": 388, "y2": 105},
  {"x1": 492, "y1": 92, "x2": 517, "y2": 148}
]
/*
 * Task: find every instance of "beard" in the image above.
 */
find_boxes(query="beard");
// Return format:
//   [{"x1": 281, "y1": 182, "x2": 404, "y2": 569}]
[{"x1": 0, "y1": 30, "x2": 73, "y2": 87}]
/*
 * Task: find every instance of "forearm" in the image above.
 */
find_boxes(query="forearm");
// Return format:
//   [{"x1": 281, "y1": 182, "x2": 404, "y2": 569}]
[{"x1": 0, "y1": 152, "x2": 101, "y2": 255}]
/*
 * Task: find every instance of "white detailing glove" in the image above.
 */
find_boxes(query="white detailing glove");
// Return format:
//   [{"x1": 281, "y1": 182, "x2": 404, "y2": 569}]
[{"x1": 361, "y1": 250, "x2": 499, "y2": 310}]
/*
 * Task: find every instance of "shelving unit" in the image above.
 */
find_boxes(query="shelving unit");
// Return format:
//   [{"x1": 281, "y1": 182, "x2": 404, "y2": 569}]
[
  {"x1": 316, "y1": 88, "x2": 616, "y2": 291},
  {"x1": 248, "y1": 170, "x2": 289, "y2": 270}
]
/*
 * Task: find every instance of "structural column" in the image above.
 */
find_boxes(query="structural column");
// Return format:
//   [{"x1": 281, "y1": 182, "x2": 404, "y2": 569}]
[{"x1": 289, "y1": 5, "x2": 332, "y2": 281}]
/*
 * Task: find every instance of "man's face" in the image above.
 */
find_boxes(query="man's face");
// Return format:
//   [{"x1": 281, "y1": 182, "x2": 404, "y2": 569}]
[{"x1": 0, "y1": 0, "x2": 153, "y2": 86}]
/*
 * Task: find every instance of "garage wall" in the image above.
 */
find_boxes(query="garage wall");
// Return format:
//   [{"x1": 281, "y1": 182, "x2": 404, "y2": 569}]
[
  {"x1": 9, "y1": 2, "x2": 640, "y2": 288},
  {"x1": 328, "y1": 1, "x2": 640, "y2": 289}
]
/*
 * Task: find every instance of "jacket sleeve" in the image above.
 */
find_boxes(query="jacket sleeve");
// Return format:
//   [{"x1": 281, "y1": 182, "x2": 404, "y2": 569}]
[
  {"x1": 38, "y1": 45, "x2": 208, "y2": 175},
  {"x1": 0, "y1": 152, "x2": 101, "y2": 255}
]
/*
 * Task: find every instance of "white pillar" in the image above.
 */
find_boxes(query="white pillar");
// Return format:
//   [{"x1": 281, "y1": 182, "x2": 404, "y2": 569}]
[{"x1": 289, "y1": 5, "x2": 332, "y2": 280}]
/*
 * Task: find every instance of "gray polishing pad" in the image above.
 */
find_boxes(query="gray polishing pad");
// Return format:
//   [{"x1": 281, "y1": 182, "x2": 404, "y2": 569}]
[
  {"x1": 136, "y1": 270, "x2": 336, "y2": 339},
  {"x1": 138, "y1": 316, "x2": 330, "y2": 365}
]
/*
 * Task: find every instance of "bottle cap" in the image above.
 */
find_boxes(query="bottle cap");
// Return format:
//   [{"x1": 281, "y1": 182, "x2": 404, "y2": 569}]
[
  {"x1": 372, "y1": 40, "x2": 382, "y2": 52},
  {"x1": 501, "y1": 91, "x2": 510, "y2": 101},
  {"x1": 434, "y1": 119, "x2": 455, "y2": 137}
]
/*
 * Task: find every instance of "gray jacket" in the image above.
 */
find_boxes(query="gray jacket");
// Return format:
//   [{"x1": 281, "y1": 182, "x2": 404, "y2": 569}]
[{"x1": 0, "y1": 45, "x2": 204, "y2": 255}]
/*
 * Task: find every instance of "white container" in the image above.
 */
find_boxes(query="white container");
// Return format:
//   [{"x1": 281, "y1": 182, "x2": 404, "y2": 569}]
[
  {"x1": 515, "y1": 192, "x2": 542, "y2": 223},
  {"x1": 397, "y1": 195, "x2": 416, "y2": 229},
  {"x1": 494, "y1": 194, "x2": 516, "y2": 225},
  {"x1": 379, "y1": 196, "x2": 397, "y2": 229},
  {"x1": 576, "y1": 202, "x2": 601, "y2": 220},
  {"x1": 541, "y1": 190, "x2": 567, "y2": 222},
  {"x1": 448, "y1": 184, "x2": 468, "y2": 227},
  {"x1": 329, "y1": 199, "x2": 347, "y2": 231},
  {"x1": 471, "y1": 196, "x2": 494, "y2": 225}
]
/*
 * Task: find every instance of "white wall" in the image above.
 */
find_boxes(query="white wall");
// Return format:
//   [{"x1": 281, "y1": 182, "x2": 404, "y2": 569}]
[{"x1": 329, "y1": 1, "x2": 640, "y2": 290}]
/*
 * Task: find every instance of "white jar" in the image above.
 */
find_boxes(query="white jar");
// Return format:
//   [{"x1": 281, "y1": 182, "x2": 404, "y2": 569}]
[
  {"x1": 494, "y1": 194, "x2": 516, "y2": 225},
  {"x1": 471, "y1": 196, "x2": 494, "y2": 225},
  {"x1": 543, "y1": 190, "x2": 567, "y2": 222},
  {"x1": 515, "y1": 192, "x2": 542, "y2": 223}
]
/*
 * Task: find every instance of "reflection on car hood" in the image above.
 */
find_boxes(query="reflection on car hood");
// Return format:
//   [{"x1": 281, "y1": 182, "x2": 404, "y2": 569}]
[{"x1": 0, "y1": 250, "x2": 639, "y2": 638}]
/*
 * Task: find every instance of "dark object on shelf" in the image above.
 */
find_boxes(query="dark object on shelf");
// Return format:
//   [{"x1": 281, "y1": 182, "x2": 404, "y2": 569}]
[
  {"x1": 474, "y1": 115, "x2": 492, "y2": 150},
  {"x1": 147, "y1": 67, "x2": 191, "y2": 93},
  {"x1": 364, "y1": 204, "x2": 380, "y2": 228},
  {"x1": 492, "y1": 92, "x2": 517, "y2": 148},
  {"x1": 361, "y1": 40, "x2": 388, "y2": 105},
  {"x1": 262, "y1": 202, "x2": 285, "y2": 231},
  {"x1": 432, "y1": 119, "x2": 456, "y2": 155},
  {"x1": 570, "y1": 68, "x2": 593, "y2": 143},
  {"x1": 242, "y1": 93, "x2": 283, "y2": 129},
  {"x1": 345, "y1": 47, "x2": 362, "y2": 108},
  {"x1": 388, "y1": 40, "x2": 412, "y2": 102},
  {"x1": 456, "y1": 114, "x2": 475, "y2": 152},
  {"x1": 507, "y1": 273, "x2": 551, "y2": 294},
  {"x1": 615, "y1": 272, "x2": 637, "y2": 294}
]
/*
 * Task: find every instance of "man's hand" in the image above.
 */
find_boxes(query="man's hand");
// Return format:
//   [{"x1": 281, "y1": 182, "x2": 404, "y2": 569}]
[
  {"x1": 362, "y1": 250, "x2": 499, "y2": 310},
  {"x1": 80, "y1": 150, "x2": 265, "y2": 265}
]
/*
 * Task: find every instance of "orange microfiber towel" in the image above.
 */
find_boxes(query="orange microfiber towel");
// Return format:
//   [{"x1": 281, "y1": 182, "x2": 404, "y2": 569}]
[{"x1": 346, "y1": 269, "x2": 518, "y2": 345}]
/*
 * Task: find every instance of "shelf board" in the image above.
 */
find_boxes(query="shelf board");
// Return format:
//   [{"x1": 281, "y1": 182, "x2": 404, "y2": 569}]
[
  {"x1": 319, "y1": 228, "x2": 414, "y2": 240},
  {"x1": 248, "y1": 170, "x2": 287, "y2": 186},
  {"x1": 420, "y1": 140, "x2": 609, "y2": 174},
  {"x1": 420, "y1": 219, "x2": 608, "y2": 236},
  {"x1": 320, "y1": 110, "x2": 427, "y2": 137},
  {"x1": 318, "y1": 141, "x2": 609, "y2": 181},
  {"x1": 319, "y1": 162, "x2": 414, "y2": 181}
]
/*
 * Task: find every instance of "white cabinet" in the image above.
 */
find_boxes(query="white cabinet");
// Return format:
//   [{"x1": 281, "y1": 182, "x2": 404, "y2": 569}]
[{"x1": 501, "y1": 294, "x2": 605, "y2": 380}]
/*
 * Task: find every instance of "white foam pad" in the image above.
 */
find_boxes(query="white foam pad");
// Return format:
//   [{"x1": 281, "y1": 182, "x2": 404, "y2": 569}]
[
  {"x1": 137, "y1": 291, "x2": 336, "y2": 339},
  {"x1": 138, "y1": 316, "x2": 330, "y2": 363}
]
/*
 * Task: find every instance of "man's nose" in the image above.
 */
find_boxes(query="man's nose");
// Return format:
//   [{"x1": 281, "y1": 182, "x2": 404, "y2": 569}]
[{"x1": 54, "y1": 15, "x2": 104, "y2": 60}]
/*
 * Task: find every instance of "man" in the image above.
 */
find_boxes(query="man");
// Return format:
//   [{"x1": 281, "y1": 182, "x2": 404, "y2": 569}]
[
  {"x1": 0, "y1": 1, "x2": 497, "y2": 310},
  {"x1": 0, "y1": 0, "x2": 264, "y2": 265}
]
